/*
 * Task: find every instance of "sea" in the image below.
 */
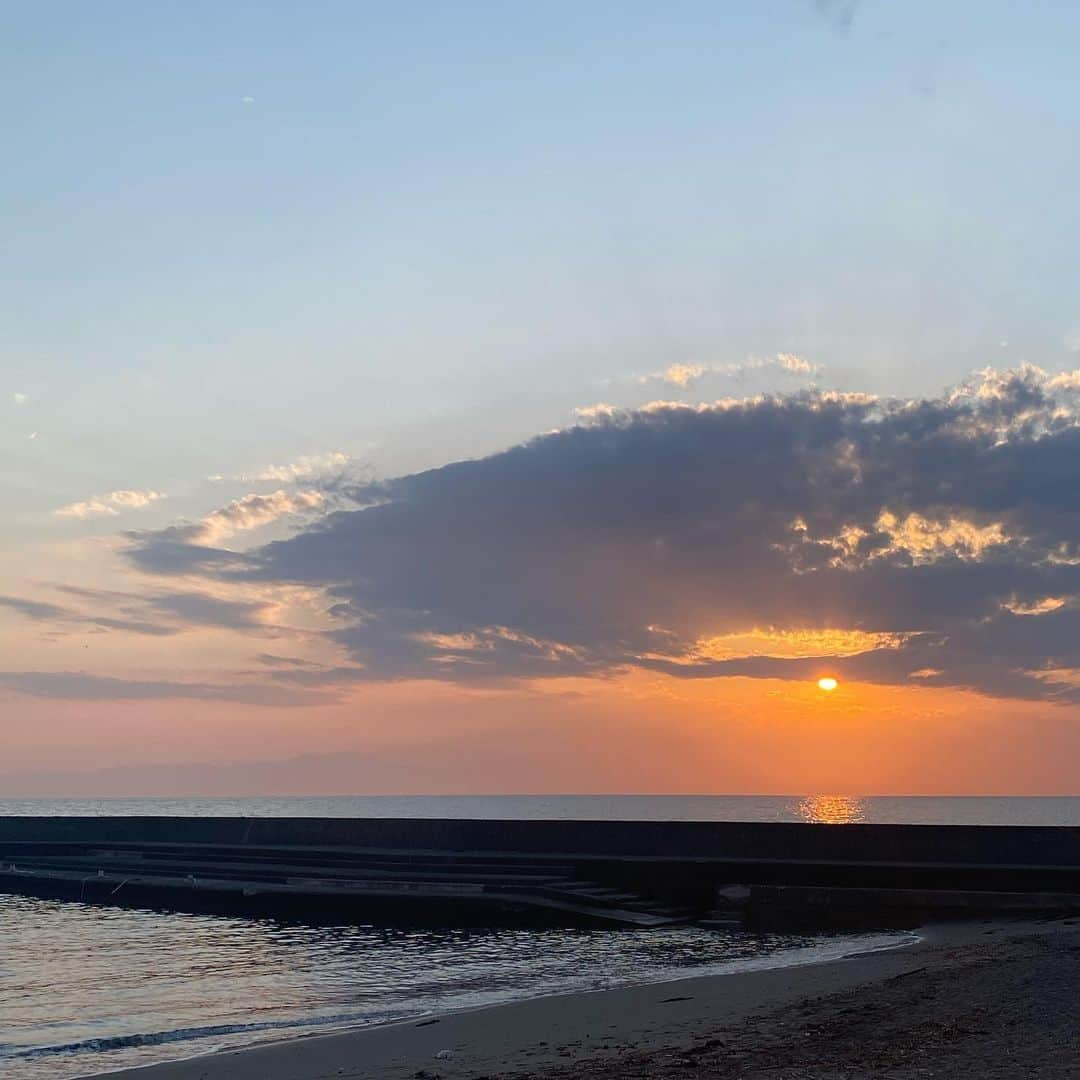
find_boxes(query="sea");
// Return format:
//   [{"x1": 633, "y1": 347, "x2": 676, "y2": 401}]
[{"x1": 2, "y1": 794, "x2": 1077, "y2": 1080}]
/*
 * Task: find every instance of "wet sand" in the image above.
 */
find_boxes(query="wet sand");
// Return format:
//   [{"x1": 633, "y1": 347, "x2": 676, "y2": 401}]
[{"x1": 90, "y1": 919, "x2": 1080, "y2": 1080}]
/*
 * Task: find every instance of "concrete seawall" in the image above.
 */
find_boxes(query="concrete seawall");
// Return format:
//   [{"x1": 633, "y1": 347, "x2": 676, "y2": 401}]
[
  {"x1": 3, "y1": 817, "x2": 1080, "y2": 928},
  {"x1": 4, "y1": 815, "x2": 1080, "y2": 863}
]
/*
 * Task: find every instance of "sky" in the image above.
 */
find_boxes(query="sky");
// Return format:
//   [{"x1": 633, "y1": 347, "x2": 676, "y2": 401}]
[{"x1": 4, "y1": 1, "x2": 1080, "y2": 796}]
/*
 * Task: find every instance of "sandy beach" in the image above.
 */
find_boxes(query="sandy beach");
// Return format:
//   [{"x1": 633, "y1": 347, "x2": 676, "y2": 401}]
[{"x1": 88, "y1": 917, "x2": 1080, "y2": 1080}]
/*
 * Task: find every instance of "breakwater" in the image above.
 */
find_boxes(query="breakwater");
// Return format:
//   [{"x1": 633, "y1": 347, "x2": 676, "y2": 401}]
[{"x1": 3, "y1": 816, "x2": 1080, "y2": 928}]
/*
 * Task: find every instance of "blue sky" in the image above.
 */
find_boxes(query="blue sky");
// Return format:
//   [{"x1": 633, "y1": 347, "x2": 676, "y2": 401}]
[
  {"x1": 5, "y1": 2, "x2": 1080, "y2": 793},
  {"x1": 8, "y1": 1, "x2": 1080, "y2": 492}
]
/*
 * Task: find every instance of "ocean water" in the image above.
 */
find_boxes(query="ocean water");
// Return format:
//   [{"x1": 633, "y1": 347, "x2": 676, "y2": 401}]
[
  {"x1": 2, "y1": 793, "x2": 1080, "y2": 824},
  {"x1": 0, "y1": 795, "x2": 1068, "y2": 1078},
  {"x1": 0, "y1": 894, "x2": 912, "y2": 1080}
]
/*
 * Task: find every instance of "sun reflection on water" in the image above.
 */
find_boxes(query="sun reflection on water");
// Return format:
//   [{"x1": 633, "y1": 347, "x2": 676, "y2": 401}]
[{"x1": 796, "y1": 795, "x2": 867, "y2": 824}]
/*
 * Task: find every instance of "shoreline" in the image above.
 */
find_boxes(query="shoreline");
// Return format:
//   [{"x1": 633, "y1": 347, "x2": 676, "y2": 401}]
[
  {"x1": 75, "y1": 925, "x2": 917, "y2": 1079},
  {"x1": 79, "y1": 919, "x2": 1047, "y2": 1080}
]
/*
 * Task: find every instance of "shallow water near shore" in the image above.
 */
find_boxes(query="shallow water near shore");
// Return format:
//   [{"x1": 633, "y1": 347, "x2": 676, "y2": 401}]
[{"x1": 0, "y1": 893, "x2": 912, "y2": 1080}]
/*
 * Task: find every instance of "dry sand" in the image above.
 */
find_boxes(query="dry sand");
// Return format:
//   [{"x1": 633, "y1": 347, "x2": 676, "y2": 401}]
[{"x1": 89, "y1": 918, "x2": 1080, "y2": 1080}]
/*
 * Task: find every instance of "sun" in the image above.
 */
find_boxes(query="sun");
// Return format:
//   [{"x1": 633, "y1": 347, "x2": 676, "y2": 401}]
[{"x1": 817, "y1": 677, "x2": 839, "y2": 692}]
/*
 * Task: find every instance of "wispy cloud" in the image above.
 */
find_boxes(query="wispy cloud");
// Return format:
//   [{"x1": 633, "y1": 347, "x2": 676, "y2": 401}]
[
  {"x1": 0, "y1": 670, "x2": 328, "y2": 706},
  {"x1": 55, "y1": 490, "x2": 166, "y2": 519},
  {"x1": 0, "y1": 593, "x2": 177, "y2": 637},
  {"x1": 198, "y1": 489, "x2": 327, "y2": 542},
  {"x1": 0, "y1": 595, "x2": 70, "y2": 621},
  {"x1": 210, "y1": 451, "x2": 350, "y2": 484},
  {"x1": 658, "y1": 363, "x2": 707, "y2": 389},
  {"x1": 256, "y1": 653, "x2": 328, "y2": 670},
  {"x1": 641, "y1": 353, "x2": 821, "y2": 390},
  {"x1": 0, "y1": 581, "x2": 288, "y2": 638},
  {"x1": 572, "y1": 402, "x2": 620, "y2": 421}
]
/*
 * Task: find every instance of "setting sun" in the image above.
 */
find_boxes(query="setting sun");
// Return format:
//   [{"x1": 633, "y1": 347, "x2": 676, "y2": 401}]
[{"x1": 817, "y1": 677, "x2": 839, "y2": 692}]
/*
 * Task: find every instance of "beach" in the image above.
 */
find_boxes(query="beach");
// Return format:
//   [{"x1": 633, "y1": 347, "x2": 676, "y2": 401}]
[{"x1": 89, "y1": 917, "x2": 1080, "y2": 1080}]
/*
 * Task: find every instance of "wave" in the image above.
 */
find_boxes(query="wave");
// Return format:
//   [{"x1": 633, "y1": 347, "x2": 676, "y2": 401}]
[{"x1": 0, "y1": 1007, "x2": 420, "y2": 1063}]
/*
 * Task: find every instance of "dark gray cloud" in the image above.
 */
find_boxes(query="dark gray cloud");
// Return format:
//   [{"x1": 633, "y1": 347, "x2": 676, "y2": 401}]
[
  {"x1": 145, "y1": 591, "x2": 273, "y2": 630},
  {"x1": 262, "y1": 664, "x2": 368, "y2": 687},
  {"x1": 256, "y1": 653, "x2": 325, "y2": 669},
  {"x1": 124, "y1": 367, "x2": 1080, "y2": 703},
  {"x1": 39, "y1": 584, "x2": 276, "y2": 634},
  {"x1": 0, "y1": 592, "x2": 178, "y2": 637},
  {"x1": 0, "y1": 595, "x2": 72, "y2": 621},
  {"x1": 123, "y1": 530, "x2": 250, "y2": 576}
]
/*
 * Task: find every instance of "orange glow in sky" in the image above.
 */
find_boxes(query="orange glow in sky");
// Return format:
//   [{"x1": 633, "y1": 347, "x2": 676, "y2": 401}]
[{"x1": 3, "y1": 670, "x2": 1080, "y2": 795}]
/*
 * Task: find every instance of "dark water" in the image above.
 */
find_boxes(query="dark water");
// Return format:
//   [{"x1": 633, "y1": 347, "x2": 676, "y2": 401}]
[
  {"x1": 2, "y1": 793, "x2": 1079, "y2": 824},
  {"x1": 2, "y1": 795, "x2": 1067, "y2": 1078}
]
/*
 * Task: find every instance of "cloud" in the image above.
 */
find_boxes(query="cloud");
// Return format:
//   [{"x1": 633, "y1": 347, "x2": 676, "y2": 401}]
[
  {"x1": 0, "y1": 670, "x2": 327, "y2": 706},
  {"x1": 0, "y1": 593, "x2": 177, "y2": 637},
  {"x1": 645, "y1": 353, "x2": 821, "y2": 390},
  {"x1": 55, "y1": 489, "x2": 165, "y2": 519},
  {"x1": 661, "y1": 363, "x2": 708, "y2": 389},
  {"x1": 12, "y1": 392, "x2": 28, "y2": 405},
  {"x1": 123, "y1": 487, "x2": 342, "y2": 576},
  {"x1": 196, "y1": 489, "x2": 326, "y2": 542},
  {"x1": 124, "y1": 529, "x2": 251, "y2": 576},
  {"x1": 128, "y1": 489, "x2": 326, "y2": 551},
  {"x1": 211, "y1": 451, "x2": 350, "y2": 484},
  {"x1": 122, "y1": 365, "x2": 1080, "y2": 703},
  {"x1": 144, "y1": 591, "x2": 275, "y2": 629},
  {"x1": 0, "y1": 595, "x2": 71, "y2": 621},
  {"x1": 256, "y1": 653, "x2": 327, "y2": 669},
  {"x1": 1, "y1": 584, "x2": 281, "y2": 638},
  {"x1": 775, "y1": 352, "x2": 817, "y2": 375},
  {"x1": 573, "y1": 402, "x2": 620, "y2": 421}
]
